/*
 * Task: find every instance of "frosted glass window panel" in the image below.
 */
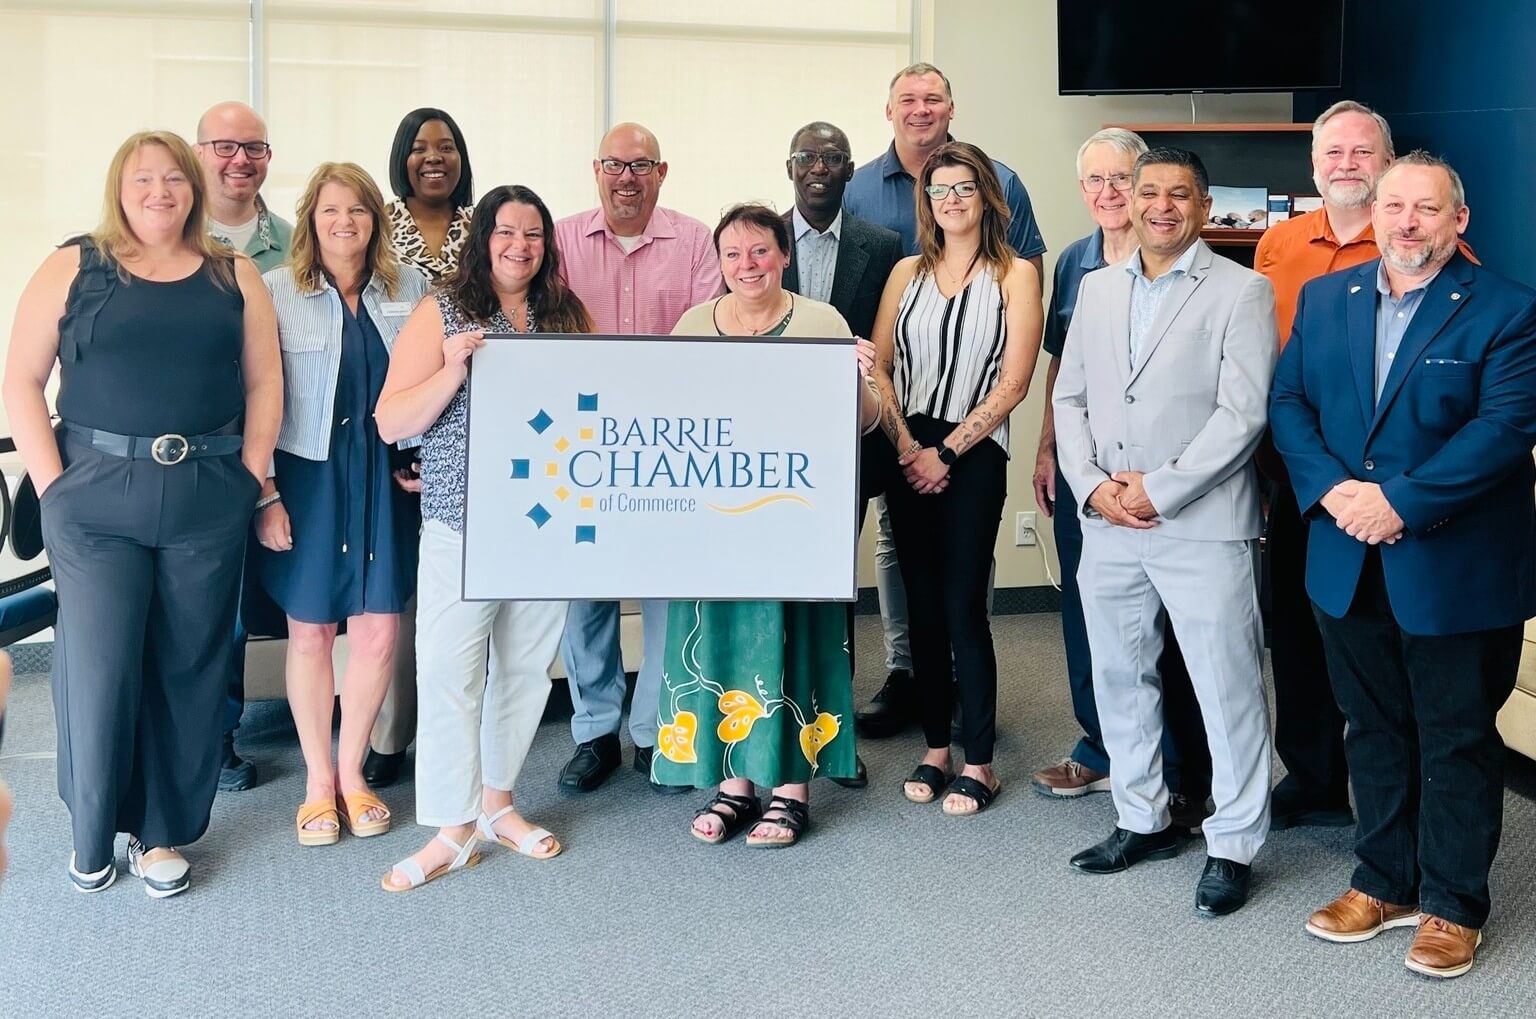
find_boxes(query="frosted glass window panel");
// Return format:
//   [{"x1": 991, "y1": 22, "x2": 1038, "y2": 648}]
[{"x1": 617, "y1": 0, "x2": 910, "y2": 35}]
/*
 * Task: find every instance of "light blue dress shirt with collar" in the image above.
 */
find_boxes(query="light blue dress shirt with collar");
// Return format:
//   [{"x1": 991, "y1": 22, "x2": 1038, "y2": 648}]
[
  {"x1": 1125, "y1": 240, "x2": 1200, "y2": 368},
  {"x1": 791, "y1": 207, "x2": 841, "y2": 306},
  {"x1": 1373, "y1": 261, "x2": 1440, "y2": 403}
]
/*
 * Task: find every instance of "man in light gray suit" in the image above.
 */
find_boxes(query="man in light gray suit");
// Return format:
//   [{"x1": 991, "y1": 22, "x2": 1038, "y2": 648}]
[{"x1": 1053, "y1": 148, "x2": 1278, "y2": 916}]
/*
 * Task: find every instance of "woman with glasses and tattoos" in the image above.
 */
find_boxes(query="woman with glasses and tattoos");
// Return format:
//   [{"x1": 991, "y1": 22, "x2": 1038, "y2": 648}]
[{"x1": 868, "y1": 142, "x2": 1043, "y2": 818}]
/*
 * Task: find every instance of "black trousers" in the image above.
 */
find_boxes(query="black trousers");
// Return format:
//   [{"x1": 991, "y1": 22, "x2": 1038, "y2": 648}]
[
  {"x1": 42, "y1": 433, "x2": 258, "y2": 871},
  {"x1": 1269, "y1": 482, "x2": 1349, "y2": 805},
  {"x1": 884, "y1": 416, "x2": 1007, "y2": 765},
  {"x1": 1313, "y1": 549, "x2": 1521, "y2": 929}
]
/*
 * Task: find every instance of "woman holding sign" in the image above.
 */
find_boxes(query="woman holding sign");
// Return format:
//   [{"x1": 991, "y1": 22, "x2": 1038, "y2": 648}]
[
  {"x1": 374, "y1": 185, "x2": 592, "y2": 891},
  {"x1": 657, "y1": 202, "x2": 880, "y2": 848},
  {"x1": 868, "y1": 143, "x2": 1043, "y2": 817}
]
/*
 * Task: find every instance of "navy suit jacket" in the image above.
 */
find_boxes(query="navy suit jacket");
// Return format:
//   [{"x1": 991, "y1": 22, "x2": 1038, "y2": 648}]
[
  {"x1": 782, "y1": 209, "x2": 902, "y2": 341},
  {"x1": 1270, "y1": 251, "x2": 1536, "y2": 635}
]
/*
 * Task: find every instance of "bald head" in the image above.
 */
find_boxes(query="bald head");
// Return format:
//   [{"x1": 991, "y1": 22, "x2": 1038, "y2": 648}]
[
  {"x1": 197, "y1": 101, "x2": 268, "y2": 145},
  {"x1": 593, "y1": 122, "x2": 667, "y2": 237},
  {"x1": 195, "y1": 101, "x2": 272, "y2": 222}
]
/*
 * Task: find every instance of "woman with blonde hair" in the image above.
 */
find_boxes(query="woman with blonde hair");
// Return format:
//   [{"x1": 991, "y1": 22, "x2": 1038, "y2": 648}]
[
  {"x1": 2, "y1": 130, "x2": 281, "y2": 896},
  {"x1": 869, "y1": 141, "x2": 1043, "y2": 817},
  {"x1": 255, "y1": 162, "x2": 431, "y2": 846}
]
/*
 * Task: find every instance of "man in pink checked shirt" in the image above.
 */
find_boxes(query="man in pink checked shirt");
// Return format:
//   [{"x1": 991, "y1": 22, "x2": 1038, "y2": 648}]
[{"x1": 552, "y1": 122, "x2": 724, "y2": 795}]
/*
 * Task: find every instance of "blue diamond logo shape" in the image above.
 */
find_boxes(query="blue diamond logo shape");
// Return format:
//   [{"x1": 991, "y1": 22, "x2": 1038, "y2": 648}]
[
  {"x1": 510, "y1": 459, "x2": 530, "y2": 479},
  {"x1": 528, "y1": 410, "x2": 554, "y2": 434},
  {"x1": 577, "y1": 392, "x2": 599, "y2": 412},
  {"x1": 575, "y1": 525, "x2": 596, "y2": 544},
  {"x1": 526, "y1": 503, "x2": 552, "y2": 528}
]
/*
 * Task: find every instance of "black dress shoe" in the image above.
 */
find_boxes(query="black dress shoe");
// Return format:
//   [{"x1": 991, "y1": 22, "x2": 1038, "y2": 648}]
[
  {"x1": 559, "y1": 733, "x2": 622, "y2": 792},
  {"x1": 363, "y1": 749, "x2": 408, "y2": 788},
  {"x1": 634, "y1": 745, "x2": 692, "y2": 794},
  {"x1": 1169, "y1": 793, "x2": 1213, "y2": 836},
  {"x1": 1195, "y1": 856, "x2": 1252, "y2": 916},
  {"x1": 829, "y1": 755, "x2": 868, "y2": 789},
  {"x1": 1070, "y1": 826, "x2": 1180, "y2": 874},
  {"x1": 855, "y1": 669, "x2": 915, "y2": 739},
  {"x1": 1269, "y1": 785, "x2": 1353, "y2": 830},
  {"x1": 217, "y1": 733, "x2": 258, "y2": 792}
]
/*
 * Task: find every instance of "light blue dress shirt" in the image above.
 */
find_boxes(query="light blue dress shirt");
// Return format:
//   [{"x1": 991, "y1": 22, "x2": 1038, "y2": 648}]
[
  {"x1": 1125, "y1": 241, "x2": 1200, "y2": 368},
  {"x1": 1373, "y1": 261, "x2": 1438, "y2": 403},
  {"x1": 791, "y1": 207, "x2": 841, "y2": 305}
]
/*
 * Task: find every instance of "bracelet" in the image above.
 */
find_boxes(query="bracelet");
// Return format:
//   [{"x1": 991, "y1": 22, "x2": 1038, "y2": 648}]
[
  {"x1": 255, "y1": 491, "x2": 282, "y2": 511},
  {"x1": 902, "y1": 439, "x2": 922, "y2": 458}
]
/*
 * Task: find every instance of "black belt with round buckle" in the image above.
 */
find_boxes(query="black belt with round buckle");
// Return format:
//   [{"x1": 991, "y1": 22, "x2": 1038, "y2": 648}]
[{"x1": 61, "y1": 421, "x2": 244, "y2": 464}]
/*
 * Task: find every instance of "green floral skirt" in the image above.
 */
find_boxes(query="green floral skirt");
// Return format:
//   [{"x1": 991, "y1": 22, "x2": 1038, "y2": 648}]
[{"x1": 650, "y1": 599, "x2": 857, "y2": 788}]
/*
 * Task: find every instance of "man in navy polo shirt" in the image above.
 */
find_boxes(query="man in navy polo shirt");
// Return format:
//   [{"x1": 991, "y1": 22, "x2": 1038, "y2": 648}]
[{"x1": 846, "y1": 61, "x2": 1047, "y2": 739}]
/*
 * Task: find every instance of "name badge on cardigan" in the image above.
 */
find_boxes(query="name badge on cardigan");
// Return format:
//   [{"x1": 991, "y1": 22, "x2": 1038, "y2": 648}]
[{"x1": 380, "y1": 301, "x2": 413, "y2": 317}]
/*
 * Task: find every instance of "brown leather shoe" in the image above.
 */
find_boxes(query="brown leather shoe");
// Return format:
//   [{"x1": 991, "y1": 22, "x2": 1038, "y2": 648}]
[
  {"x1": 1305, "y1": 888, "x2": 1420, "y2": 943},
  {"x1": 1031, "y1": 758, "x2": 1110, "y2": 798},
  {"x1": 1405, "y1": 915, "x2": 1482, "y2": 979}
]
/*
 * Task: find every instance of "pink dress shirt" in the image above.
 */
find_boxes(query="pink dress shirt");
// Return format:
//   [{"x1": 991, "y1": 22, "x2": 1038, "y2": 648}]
[{"x1": 554, "y1": 206, "x2": 724, "y2": 334}]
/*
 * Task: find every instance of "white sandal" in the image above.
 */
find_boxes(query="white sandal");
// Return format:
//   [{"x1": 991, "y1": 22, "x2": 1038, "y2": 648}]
[
  {"x1": 476, "y1": 805, "x2": 562, "y2": 859},
  {"x1": 380, "y1": 831, "x2": 482, "y2": 893}
]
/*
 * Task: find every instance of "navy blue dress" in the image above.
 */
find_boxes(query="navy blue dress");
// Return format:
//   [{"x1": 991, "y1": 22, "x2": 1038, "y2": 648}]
[{"x1": 257, "y1": 296, "x2": 419, "y2": 623}]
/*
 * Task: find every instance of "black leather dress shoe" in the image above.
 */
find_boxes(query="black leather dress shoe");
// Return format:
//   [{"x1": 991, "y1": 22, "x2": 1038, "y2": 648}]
[
  {"x1": 1169, "y1": 793, "x2": 1214, "y2": 836},
  {"x1": 363, "y1": 749, "x2": 407, "y2": 788},
  {"x1": 1070, "y1": 826, "x2": 1179, "y2": 874},
  {"x1": 217, "y1": 734, "x2": 258, "y2": 792},
  {"x1": 1195, "y1": 856, "x2": 1252, "y2": 916},
  {"x1": 559, "y1": 733, "x2": 622, "y2": 792},
  {"x1": 1269, "y1": 785, "x2": 1353, "y2": 831},
  {"x1": 634, "y1": 745, "x2": 692, "y2": 794},
  {"x1": 829, "y1": 755, "x2": 869, "y2": 789},
  {"x1": 854, "y1": 669, "x2": 915, "y2": 739}
]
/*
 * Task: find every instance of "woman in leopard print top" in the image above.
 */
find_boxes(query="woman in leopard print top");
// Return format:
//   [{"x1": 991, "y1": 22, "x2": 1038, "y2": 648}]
[{"x1": 386, "y1": 107, "x2": 475, "y2": 283}]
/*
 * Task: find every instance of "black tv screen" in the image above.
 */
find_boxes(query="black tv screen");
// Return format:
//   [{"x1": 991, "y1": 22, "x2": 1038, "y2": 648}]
[{"x1": 1058, "y1": 0, "x2": 1344, "y2": 94}]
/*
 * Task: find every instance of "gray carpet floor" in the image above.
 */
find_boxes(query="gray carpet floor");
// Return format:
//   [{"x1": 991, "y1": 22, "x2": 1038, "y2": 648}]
[{"x1": 2, "y1": 614, "x2": 1535, "y2": 1017}]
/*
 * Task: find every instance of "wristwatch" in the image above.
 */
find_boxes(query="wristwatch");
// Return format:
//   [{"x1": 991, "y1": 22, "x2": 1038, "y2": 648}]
[{"x1": 936, "y1": 443, "x2": 959, "y2": 466}]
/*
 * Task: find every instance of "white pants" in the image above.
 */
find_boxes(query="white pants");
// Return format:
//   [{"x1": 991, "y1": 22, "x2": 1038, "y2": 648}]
[
  {"x1": 414, "y1": 520, "x2": 567, "y2": 827},
  {"x1": 1077, "y1": 526, "x2": 1271, "y2": 865}
]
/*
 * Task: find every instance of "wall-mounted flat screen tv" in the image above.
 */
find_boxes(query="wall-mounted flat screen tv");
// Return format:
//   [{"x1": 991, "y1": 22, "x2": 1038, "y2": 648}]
[{"x1": 1058, "y1": 0, "x2": 1345, "y2": 95}]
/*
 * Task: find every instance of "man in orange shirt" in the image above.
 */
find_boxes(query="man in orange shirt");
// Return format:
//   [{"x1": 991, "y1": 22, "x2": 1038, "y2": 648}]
[{"x1": 1254, "y1": 100, "x2": 1395, "y2": 830}]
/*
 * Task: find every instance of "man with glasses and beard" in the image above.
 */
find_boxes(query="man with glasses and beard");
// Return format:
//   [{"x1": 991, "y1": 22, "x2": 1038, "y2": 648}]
[{"x1": 552, "y1": 122, "x2": 723, "y2": 795}]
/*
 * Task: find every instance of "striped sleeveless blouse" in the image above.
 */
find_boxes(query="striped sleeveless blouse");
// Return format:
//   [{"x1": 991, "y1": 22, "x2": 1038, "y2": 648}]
[{"x1": 892, "y1": 265, "x2": 1010, "y2": 454}]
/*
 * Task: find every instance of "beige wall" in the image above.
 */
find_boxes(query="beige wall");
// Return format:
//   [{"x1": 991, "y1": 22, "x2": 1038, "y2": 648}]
[{"x1": 855, "y1": 1, "x2": 1292, "y2": 589}]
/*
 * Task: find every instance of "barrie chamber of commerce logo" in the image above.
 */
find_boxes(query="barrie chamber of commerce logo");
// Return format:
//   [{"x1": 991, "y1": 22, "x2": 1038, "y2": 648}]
[{"x1": 509, "y1": 391, "x2": 816, "y2": 544}]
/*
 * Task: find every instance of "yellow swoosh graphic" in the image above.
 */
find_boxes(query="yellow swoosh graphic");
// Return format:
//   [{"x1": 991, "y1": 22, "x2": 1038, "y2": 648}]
[{"x1": 705, "y1": 494, "x2": 815, "y2": 514}]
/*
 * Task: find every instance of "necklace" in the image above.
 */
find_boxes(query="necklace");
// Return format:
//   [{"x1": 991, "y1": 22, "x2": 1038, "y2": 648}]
[
  {"x1": 727, "y1": 292, "x2": 791, "y2": 335},
  {"x1": 938, "y1": 258, "x2": 972, "y2": 293}
]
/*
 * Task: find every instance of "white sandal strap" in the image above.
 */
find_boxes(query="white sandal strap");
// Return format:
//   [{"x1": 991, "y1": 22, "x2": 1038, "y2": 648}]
[
  {"x1": 516, "y1": 827, "x2": 554, "y2": 856},
  {"x1": 434, "y1": 831, "x2": 477, "y2": 869},
  {"x1": 393, "y1": 858, "x2": 427, "y2": 887}
]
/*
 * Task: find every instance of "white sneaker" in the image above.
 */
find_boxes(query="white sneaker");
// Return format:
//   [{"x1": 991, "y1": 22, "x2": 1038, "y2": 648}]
[
  {"x1": 125, "y1": 838, "x2": 189, "y2": 898},
  {"x1": 67, "y1": 852, "x2": 116, "y2": 893}
]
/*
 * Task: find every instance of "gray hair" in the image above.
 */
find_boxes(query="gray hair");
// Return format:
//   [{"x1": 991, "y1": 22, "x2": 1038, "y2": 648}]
[
  {"x1": 888, "y1": 62, "x2": 952, "y2": 99},
  {"x1": 1374, "y1": 149, "x2": 1466, "y2": 209},
  {"x1": 1075, "y1": 128, "x2": 1148, "y2": 178},
  {"x1": 1312, "y1": 100, "x2": 1395, "y2": 161}
]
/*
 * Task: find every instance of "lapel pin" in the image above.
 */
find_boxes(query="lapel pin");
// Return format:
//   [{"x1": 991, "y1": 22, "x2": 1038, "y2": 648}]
[
  {"x1": 1451, "y1": 292, "x2": 1462, "y2": 300},
  {"x1": 1349, "y1": 285, "x2": 1361, "y2": 294}
]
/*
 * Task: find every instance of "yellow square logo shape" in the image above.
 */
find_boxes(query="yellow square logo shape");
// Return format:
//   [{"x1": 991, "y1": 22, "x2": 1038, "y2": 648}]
[
  {"x1": 579, "y1": 427, "x2": 594, "y2": 441},
  {"x1": 555, "y1": 486, "x2": 571, "y2": 501},
  {"x1": 554, "y1": 437, "x2": 570, "y2": 453},
  {"x1": 579, "y1": 496, "x2": 594, "y2": 510},
  {"x1": 545, "y1": 462, "x2": 558, "y2": 477}
]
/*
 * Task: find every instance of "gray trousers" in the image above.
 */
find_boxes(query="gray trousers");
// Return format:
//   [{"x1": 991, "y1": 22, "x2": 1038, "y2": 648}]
[
  {"x1": 559, "y1": 599, "x2": 667, "y2": 748},
  {"x1": 1077, "y1": 526, "x2": 1271, "y2": 865},
  {"x1": 43, "y1": 436, "x2": 256, "y2": 871}
]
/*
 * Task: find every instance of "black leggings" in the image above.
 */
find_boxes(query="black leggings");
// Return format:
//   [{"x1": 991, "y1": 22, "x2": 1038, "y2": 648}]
[{"x1": 884, "y1": 415, "x2": 1007, "y2": 765}]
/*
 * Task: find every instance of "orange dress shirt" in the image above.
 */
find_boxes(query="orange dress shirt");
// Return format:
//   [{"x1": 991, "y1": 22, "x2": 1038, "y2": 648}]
[{"x1": 1255, "y1": 206, "x2": 1478, "y2": 348}]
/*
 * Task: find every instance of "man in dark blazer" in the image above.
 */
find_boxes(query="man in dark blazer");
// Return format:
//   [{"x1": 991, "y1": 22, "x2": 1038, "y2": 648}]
[
  {"x1": 782, "y1": 121, "x2": 903, "y2": 786},
  {"x1": 1271, "y1": 151, "x2": 1536, "y2": 980}
]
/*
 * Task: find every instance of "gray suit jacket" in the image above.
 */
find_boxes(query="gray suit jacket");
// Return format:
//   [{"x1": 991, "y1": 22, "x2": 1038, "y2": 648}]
[
  {"x1": 782, "y1": 210, "x2": 902, "y2": 341},
  {"x1": 1052, "y1": 240, "x2": 1278, "y2": 542}
]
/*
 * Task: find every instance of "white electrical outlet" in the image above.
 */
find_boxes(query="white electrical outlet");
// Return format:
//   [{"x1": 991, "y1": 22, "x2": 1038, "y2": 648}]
[{"x1": 1015, "y1": 511, "x2": 1038, "y2": 546}]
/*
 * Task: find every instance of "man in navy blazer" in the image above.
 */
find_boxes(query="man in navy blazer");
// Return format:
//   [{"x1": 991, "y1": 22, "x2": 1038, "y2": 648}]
[{"x1": 1271, "y1": 152, "x2": 1536, "y2": 980}]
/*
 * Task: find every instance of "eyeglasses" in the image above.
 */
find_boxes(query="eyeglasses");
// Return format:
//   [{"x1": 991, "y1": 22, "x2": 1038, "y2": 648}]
[
  {"x1": 598, "y1": 158, "x2": 660, "y2": 176},
  {"x1": 789, "y1": 150, "x2": 850, "y2": 170},
  {"x1": 201, "y1": 139, "x2": 272, "y2": 159},
  {"x1": 922, "y1": 180, "x2": 979, "y2": 200},
  {"x1": 1081, "y1": 173, "x2": 1133, "y2": 194}
]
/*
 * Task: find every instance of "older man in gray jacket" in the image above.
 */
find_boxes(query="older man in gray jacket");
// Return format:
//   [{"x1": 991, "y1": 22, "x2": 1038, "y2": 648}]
[{"x1": 1053, "y1": 148, "x2": 1278, "y2": 917}]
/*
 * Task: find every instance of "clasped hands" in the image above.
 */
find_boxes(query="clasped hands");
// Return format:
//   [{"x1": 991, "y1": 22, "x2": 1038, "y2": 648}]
[
  {"x1": 1323, "y1": 479, "x2": 1403, "y2": 545},
  {"x1": 1089, "y1": 471, "x2": 1158, "y2": 528}
]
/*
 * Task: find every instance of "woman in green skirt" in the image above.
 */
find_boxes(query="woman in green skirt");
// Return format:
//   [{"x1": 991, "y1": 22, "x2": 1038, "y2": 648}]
[{"x1": 653, "y1": 203, "x2": 882, "y2": 847}]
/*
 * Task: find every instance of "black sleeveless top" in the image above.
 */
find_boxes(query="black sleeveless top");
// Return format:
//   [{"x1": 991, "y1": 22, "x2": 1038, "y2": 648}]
[{"x1": 56, "y1": 248, "x2": 245, "y2": 436}]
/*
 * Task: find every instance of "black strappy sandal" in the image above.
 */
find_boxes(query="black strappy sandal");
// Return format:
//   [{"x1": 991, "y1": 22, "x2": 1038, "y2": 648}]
[
  {"x1": 902, "y1": 764, "x2": 955, "y2": 804},
  {"x1": 691, "y1": 791, "x2": 762, "y2": 845},
  {"x1": 746, "y1": 796, "x2": 810, "y2": 848},
  {"x1": 942, "y1": 775, "x2": 1001, "y2": 816}
]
